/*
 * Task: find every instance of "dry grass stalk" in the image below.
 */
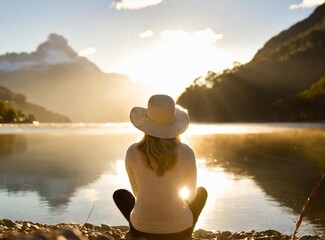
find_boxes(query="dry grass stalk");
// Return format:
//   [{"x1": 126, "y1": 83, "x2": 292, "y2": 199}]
[
  {"x1": 80, "y1": 204, "x2": 95, "y2": 230},
  {"x1": 291, "y1": 173, "x2": 325, "y2": 240}
]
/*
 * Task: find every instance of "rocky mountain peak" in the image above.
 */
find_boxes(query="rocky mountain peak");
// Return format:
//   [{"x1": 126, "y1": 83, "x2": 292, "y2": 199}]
[
  {"x1": 35, "y1": 33, "x2": 78, "y2": 61},
  {"x1": 0, "y1": 33, "x2": 94, "y2": 71}
]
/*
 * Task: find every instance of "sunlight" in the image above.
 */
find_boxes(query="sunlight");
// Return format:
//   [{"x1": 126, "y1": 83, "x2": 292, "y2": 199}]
[
  {"x1": 115, "y1": 159, "x2": 126, "y2": 176},
  {"x1": 81, "y1": 188, "x2": 99, "y2": 202},
  {"x1": 183, "y1": 123, "x2": 288, "y2": 136},
  {"x1": 179, "y1": 187, "x2": 190, "y2": 200},
  {"x1": 111, "y1": 28, "x2": 236, "y2": 98},
  {"x1": 194, "y1": 159, "x2": 234, "y2": 229}
]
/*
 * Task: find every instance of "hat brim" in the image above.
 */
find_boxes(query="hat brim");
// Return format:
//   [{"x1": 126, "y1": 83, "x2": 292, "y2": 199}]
[{"x1": 130, "y1": 107, "x2": 190, "y2": 139}]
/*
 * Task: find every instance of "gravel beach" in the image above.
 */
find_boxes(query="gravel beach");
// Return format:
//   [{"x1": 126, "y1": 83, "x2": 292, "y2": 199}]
[{"x1": 0, "y1": 219, "x2": 324, "y2": 240}]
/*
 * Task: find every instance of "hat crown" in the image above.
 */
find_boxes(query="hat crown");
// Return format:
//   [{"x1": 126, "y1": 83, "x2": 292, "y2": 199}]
[{"x1": 147, "y1": 95, "x2": 176, "y2": 124}]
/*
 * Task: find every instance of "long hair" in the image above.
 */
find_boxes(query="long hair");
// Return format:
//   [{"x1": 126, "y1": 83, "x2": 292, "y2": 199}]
[{"x1": 137, "y1": 134, "x2": 180, "y2": 176}]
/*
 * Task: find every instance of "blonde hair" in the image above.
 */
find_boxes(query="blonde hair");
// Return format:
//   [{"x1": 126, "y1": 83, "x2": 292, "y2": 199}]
[{"x1": 137, "y1": 134, "x2": 180, "y2": 176}]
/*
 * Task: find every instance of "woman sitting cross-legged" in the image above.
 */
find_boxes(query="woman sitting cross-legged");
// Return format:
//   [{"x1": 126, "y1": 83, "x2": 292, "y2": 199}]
[{"x1": 113, "y1": 94, "x2": 208, "y2": 240}]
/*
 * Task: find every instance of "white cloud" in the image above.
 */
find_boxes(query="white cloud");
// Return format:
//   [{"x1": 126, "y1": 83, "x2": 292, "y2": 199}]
[
  {"x1": 289, "y1": 0, "x2": 324, "y2": 9},
  {"x1": 139, "y1": 30, "x2": 154, "y2": 38},
  {"x1": 111, "y1": 0, "x2": 162, "y2": 10},
  {"x1": 160, "y1": 29, "x2": 223, "y2": 46},
  {"x1": 78, "y1": 47, "x2": 98, "y2": 57}
]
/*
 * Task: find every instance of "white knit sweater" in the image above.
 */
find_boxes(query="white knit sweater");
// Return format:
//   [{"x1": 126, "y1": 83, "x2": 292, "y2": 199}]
[{"x1": 125, "y1": 142, "x2": 197, "y2": 234}]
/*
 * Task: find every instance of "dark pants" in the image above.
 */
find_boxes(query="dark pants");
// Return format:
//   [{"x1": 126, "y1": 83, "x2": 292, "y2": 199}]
[{"x1": 113, "y1": 187, "x2": 208, "y2": 240}]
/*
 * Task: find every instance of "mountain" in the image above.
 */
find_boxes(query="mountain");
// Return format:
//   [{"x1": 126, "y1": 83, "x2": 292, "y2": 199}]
[
  {"x1": 0, "y1": 86, "x2": 70, "y2": 123},
  {"x1": 0, "y1": 34, "x2": 151, "y2": 122},
  {"x1": 177, "y1": 3, "x2": 325, "y2": 122}
]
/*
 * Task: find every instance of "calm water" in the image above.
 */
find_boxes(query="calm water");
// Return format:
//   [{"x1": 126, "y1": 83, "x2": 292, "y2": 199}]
[{"x1": 0, "y1": 123, "x2": 324, "y2": 235}]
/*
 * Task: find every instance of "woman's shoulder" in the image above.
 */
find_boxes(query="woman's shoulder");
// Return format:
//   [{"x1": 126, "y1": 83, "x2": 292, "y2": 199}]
[
  {"x1": 126, "y1": 143, "x2": 139, "y2": 156},
  {"x1": 177, "y1": 142, "x2": 195, "y2": 158},
  {"x1": 125, "y1": 143, "x2": 141, "y2": 166}
]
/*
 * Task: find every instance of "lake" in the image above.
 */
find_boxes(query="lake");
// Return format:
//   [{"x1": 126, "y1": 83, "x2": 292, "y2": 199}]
[{"x1": 0, "y1": 123, "x2": 324, "y2": 235}]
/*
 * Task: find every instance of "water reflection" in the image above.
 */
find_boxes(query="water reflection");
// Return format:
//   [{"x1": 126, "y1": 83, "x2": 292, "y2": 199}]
[
  {"x1": 187, "y1": 129, "x2": 325, "y2": 231},
  {"x1": 0, "y1": 126, "x2": 324, "y2": 234},
  {"x1": 0, "y1": 134, "x2": 137, "y2": 208},
  {"x1": 0, "y1": 135, "x2": 27, "y2": 158}
]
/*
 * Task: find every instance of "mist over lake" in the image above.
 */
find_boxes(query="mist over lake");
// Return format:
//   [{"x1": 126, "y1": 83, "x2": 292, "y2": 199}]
[{"x1": 0, "y1": 123, "x2": 324, "y2": 235}]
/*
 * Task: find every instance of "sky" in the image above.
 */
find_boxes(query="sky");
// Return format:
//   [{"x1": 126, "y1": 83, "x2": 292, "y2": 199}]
[{"x1": 0, "y1": 0, "x2": 324, "y2": 97}]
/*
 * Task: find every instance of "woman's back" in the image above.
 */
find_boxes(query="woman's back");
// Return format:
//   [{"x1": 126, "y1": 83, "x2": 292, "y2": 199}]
[
  {"x1": 113, "y1": 94, "x2": 207, "y2": 239},
  {"x1": 126, "y1": 142, "x2": 197, "y2": 233}
]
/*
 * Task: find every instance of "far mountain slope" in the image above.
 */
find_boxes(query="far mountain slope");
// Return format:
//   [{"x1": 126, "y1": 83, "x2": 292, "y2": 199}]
[{"x1": 0, "y1": 34, "x2": 151, "y2": 122}]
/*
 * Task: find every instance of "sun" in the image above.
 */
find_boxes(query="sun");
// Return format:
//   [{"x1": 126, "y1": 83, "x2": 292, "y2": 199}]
[{"x1": 109, "y1": 28, "x2": 236, "y2": 98}]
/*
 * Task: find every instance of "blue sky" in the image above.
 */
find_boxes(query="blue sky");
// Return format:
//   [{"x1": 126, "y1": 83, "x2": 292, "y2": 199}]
[{"x1": 0, "y1": 0, "x2": 324, "y2": 96}]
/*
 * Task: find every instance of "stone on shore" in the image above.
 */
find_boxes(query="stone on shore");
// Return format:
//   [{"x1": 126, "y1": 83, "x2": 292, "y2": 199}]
[{"x1": 1, "y1": 219, "x2": 324, "y2": 240}]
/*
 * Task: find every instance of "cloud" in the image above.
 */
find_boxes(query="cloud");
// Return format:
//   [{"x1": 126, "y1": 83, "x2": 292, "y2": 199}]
[
  {"x1": 159, "y1": 28, "x2": 223, "y2": 46},
  {"x1": 78, "y1": 47, "x2": 98, "y2": 57},
  {"x1": 289, "y1": 0, "x2": 325, "y2": 9},
  {"x1": 139, "y1": 30, "x2": 154, "y2": 38},
  {"x1": 111, "y1": 0, "x2": 162, "y2": 10}
]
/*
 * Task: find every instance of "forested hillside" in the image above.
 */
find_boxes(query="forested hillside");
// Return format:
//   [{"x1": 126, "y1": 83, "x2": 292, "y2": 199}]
[
  {"x1": 0, "y1": 86, "x2": 70, "y2": 123},
  {"x1": 177, "y1": 3, "x2": 325, "y2": 122}
]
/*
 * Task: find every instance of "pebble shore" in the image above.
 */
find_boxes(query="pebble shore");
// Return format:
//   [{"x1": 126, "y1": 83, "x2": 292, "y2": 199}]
[{"x1": 0, "y1": 219, "x2": 324, "y2": 240}]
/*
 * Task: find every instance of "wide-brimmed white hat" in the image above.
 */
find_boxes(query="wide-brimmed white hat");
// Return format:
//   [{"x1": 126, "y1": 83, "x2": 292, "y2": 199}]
[{"x1": 130, "y1": 94, "x2": 190, "y2": 138}]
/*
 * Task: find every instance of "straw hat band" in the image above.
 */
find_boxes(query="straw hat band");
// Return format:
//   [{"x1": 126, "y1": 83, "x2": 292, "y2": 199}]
[{"x1": 147, "y1": 104, "x2": 176, "y2": 125}]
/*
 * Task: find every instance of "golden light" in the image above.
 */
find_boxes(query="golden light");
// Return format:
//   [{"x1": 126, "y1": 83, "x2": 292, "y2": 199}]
[
  {"x1": 110, "y1": 28, "x2": 235, "y2": 98},
  {"x1": 81, "y1": 188, "x2": 99, "y2": 202},
  {"x1": 115, "y1": 159, "x2": 126, "y2": 175},
  {"x1": 179, "y1": 187, "x2": 190, "y2": 200},
  {"x1": 183, "y1": 123, "x2": 284, "y2": 137},
  {"x1": 194, "y1": 159, "x2": 234, "y2": 229}
]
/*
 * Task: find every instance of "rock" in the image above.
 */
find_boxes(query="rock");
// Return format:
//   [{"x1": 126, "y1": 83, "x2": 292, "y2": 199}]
[
  {"x1": 113, "y1": 225, "x2": 129, "y2": 232},
  {"x1": 83, "y1": 223, "x2": 95, "y2": 230},
  {"x1": 262, "y1": 229, "x2": 281, "y2": 236},
  {"x1": 61, "y1": 228, "x2": 85, "y2": 240},
  {"x1": 0, "y1": 220, "x2": 322, "y2": 240},
  {"x1": 232, "y1": 232, "x2": 248, "y2": 239},
  {"x1": 33, "y1": 230, "x2": 49, "y2": 240},
  {"x1": 30, "y1": 224, "x2": 40, "y2": 231},
  {"x1": 194, "y1": 228, "x2": 216, "y2": 239},
  {"x1": 2, "y1": 219, "x2": 16, "y2": 228},
  {"x1": 220, "y1": 231, "x2": 232, "y2": 238},
  {"x1": 298, "y1": 235, "x2": 321, "y2": 240},
  {"x1": 281, "y1": 235, "x2": 291, "y2": 240},
  {"x1": 96, "y1": 236, "x2": 115, "y2": 240},
  {"x1": 100, "y1": 224, "x2": 111, "y2": 231},
  {"x1": 57, "y1": 237, "x2": 69, "y2": 240}
]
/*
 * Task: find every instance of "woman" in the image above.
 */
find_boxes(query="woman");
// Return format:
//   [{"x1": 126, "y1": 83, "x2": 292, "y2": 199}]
[{"x1": 113, "y1": 94, "x2": 207, "y2": 240}]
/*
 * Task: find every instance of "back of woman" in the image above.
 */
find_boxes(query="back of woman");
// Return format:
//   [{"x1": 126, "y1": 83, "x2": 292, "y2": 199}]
[
  {"x1": 113, "y1": 94, "x2": 207, "y2": 240},
  {"x1": 126, "y1": 140, "x2": 196, "y2": 234}
]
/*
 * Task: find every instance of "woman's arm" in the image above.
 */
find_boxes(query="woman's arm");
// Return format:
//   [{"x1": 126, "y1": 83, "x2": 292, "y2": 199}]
[
  {"x1": 183, "y1": 146, "x2": 197, "y2": 203},
  {"x1": 125, "y1": 146, "x2": 138, "y2": 197}
]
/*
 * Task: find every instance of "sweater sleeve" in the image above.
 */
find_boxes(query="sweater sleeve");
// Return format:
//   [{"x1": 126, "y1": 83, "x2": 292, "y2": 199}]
[
  {"x1": 183, "y1": 146, "x2": 197, "y2": 203},
  {"x1": 125, "y1": 146, "x2": 138, "y2": 197}
]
